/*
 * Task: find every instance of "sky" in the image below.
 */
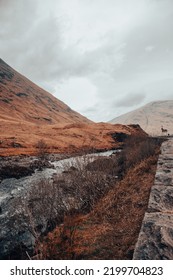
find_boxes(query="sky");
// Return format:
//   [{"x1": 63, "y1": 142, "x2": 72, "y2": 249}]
[{"x1": 0, "y1": 0, "x2": 173, "y2": 122}]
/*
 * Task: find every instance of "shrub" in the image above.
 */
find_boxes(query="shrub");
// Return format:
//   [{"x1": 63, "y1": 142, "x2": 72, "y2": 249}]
[
  {"x1": 53, "y1": 155, "x2": 118, "y2": 213},
  {"x1": 116, "y1": 136, "x2": 162, "y2": 177},
  {"x1": 35, "y1": 139, "x2": 49, "y2": 161}
]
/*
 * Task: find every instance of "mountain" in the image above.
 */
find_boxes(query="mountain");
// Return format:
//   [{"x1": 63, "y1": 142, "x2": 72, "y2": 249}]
[
  {"x1": 0, "y1": 58, "x2": 90, "y2": 124},
  {"x1": 110, "y1": 101, "x2": 173, "y2": 136},
  {"x1": 0, "y1": 59, "x2": 146, "y2": 156}
]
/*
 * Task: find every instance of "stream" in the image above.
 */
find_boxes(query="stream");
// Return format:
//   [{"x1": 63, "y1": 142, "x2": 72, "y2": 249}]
[
  {"x1": 0, "y1": 149, "x2": 120, "y2": 258},
  {"x1": 0, "y1": 149, "x2": 118, "y2": 210}
]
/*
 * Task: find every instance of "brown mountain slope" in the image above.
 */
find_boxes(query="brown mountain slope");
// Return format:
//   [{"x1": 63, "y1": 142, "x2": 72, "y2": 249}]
[
  {"x1": 0, "y1": 58, "x2": 91, "y2": 124},
  {"x1": 0, "y1": 59, "x2": 146, "y2": 156}
]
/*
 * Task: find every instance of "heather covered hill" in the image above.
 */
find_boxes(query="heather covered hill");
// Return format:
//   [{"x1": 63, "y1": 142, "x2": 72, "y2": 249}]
[
  {"x1": 110, "y1": 100, "x2": 173, "y2": 136},
  {"x1": 0, "y1": 58, "x2": 91, "y2": 124}
]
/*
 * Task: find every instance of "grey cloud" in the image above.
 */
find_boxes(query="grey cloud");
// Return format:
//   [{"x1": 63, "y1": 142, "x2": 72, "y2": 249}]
[
  {"x1": 0, "y1": 0, "x2": 39, "y2": 68},
  {"x1": 0, "y1": 0, "x2": 125, "y2": 86},
  {"x1": 115, "y1": 92, "x2": 146, "y2": 108},
  {"x1": 82, "y1": 107, "x2": 97, "y2": 114},
  {"x1": 1, "y1": 0, "x2": 173, "y2": 122},
  {"x1": 0, "y1": 1, "x2": 37, "y2": 40}
]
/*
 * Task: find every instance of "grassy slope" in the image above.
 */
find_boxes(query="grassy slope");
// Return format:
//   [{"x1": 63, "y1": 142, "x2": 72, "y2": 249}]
[{"x1": 0, "y1": 122, "x2": 146, "y2": 156}]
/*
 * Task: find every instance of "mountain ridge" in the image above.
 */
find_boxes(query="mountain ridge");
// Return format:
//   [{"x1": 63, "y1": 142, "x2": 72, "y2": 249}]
[{"x1": 0, "y1": 58, "x2": 91, "y2": 125}]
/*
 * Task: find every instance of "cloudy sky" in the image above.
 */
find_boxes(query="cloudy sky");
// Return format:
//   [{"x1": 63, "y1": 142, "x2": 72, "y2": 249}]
[{"x1": 0, "y1": 0, "x2": 173, "y2": 122}]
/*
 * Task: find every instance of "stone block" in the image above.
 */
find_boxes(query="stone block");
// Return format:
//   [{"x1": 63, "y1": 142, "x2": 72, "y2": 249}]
[
  {"x1": 161, "y1": 140, "x2": 173, "y2": 154},
  {"x1": 133, "y1": 213, "x2": 173, "y2": 259},
  {"x1": 148, "y1": 185, "x2": 173, "y2": 213}
]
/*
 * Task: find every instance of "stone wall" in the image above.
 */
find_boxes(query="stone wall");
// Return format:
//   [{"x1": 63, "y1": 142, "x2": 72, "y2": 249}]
[{"x1": 133, "y1": 138, "x2": 173, "y2": 259}]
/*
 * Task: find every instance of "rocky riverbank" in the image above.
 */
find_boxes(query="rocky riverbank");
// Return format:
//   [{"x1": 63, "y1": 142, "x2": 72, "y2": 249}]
[
  {"x1": 0, "y1": 152, "x2": 71, "y2": 259},
  {"x1": 0, "y1": 150, "x2": 116, "y2": 259}
]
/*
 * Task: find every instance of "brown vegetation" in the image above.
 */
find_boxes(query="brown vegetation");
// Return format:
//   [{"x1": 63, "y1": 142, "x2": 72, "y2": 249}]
[
  {"x1": 0, "y1": 120, "x2": 147, "y2": 156},
  {"x1": 35, "y1": 139, "x2": 49, "y2": 161},
  {"x1": 29, "y1": 136, "x2": 163, "y2": 260}
]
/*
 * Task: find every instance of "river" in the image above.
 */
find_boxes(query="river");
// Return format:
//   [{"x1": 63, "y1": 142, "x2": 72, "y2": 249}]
[
  {"x1": 0, "y1": 149, "x2": 119, "y2": 209},
  {"x1": 0, "y1": 149, "x2": 120, "y2": 258}
]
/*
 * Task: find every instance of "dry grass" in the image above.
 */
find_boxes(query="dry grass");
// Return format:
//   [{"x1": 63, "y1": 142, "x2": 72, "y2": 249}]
[
  {"x1": 88, "y1": 155, "x2": 158, "y2": 259},
  {"x1": 0, "y1": 120, "x2": 146, "y2": 156},
  {"x1": 36, "y1": 137, "x2": 162, "y2": 260}
]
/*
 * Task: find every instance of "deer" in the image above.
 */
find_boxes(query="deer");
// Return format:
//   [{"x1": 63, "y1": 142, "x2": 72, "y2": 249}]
[{"x1": 161, "y1": 126, "x2": 168, "y2": 135}]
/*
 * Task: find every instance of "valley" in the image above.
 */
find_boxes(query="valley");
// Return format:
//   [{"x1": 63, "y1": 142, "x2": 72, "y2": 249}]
[
  {"x1": 0, "y1": 58, "x2": 171, "y2": 260},
  {"x1": 0, "y1": 135, "x2": 163, "y2": 259},
  {"x1": 1, "y1": 0, "x2": 173, "y2": 263},
  {"x1": 0, "y1": 59, "x2": 145, "y2": 156}
]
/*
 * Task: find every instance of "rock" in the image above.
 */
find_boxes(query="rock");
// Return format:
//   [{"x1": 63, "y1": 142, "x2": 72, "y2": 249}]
[
  {"x1": 133, "y1": 213, "x2": 173, "y2": 260},
  {"x1": 11, "y1": 142, "x2": 23, "y2": 148},
  {"x1": 62, "y1": 166, "x2": 78, "y2": 174},
  {"x1": 30, "y1": 159, "x2": 54, "y2": 171},
  {"x1": 161, "y1": 141, "x2": 173, "y2": 154},
  {"x1": 110, "y1": 132, "x2": 130, "y2": 143},
  {"x1": 0, "y1": 154, "x2": 64, "y2": 259},
  {"x1": 16, "y1": 92, "x2": 28, "y2": 98},
  {"x1": 154, "y1": 155, "x2": 173, "y2": 186},
  {"x1": 0, "y1": 211, "x2": 35, "y2": 259},
  {"x1": 0, "y1": 165, "x2": 34, "y2": 180},
  {"x1": 148, "y1": 185, "x2": 173, "y2": 213}
]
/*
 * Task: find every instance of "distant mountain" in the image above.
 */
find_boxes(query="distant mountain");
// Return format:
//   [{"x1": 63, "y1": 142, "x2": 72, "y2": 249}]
[{"x1": 109, "y1": 101, "x2": 173, "y2": 135}]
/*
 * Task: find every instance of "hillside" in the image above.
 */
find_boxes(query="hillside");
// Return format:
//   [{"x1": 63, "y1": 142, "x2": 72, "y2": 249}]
[
  {"x1": 0, "y1": 59, "x2": 146, "y2": 156},
  {"x1": 0, "y1": 58, "x2": 91, "y2": 125},
  {"x1": 110, "y1": 101, "x2": 173, "y2": 136}
]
